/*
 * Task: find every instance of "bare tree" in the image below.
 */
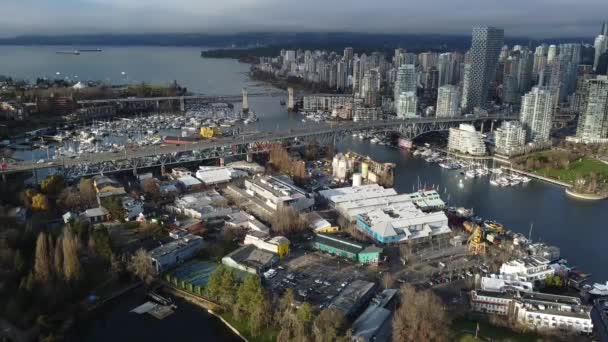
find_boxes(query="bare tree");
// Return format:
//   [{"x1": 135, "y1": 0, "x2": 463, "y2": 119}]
[
  {"x1": 313, "y1": 308, "x2": 346, "y2": 342},
  {"x1": 128, "y1": 248, "x2": 155, "y2": 285},
  {"x1": 381, "y1": 272, "x2": 396, "y2": 289},
  {"x1": 53, "y1": 237, "x2": 63, "y2": 277},
  {"x1": 272, "y1": 207, "x2": 307, "y2": 236},
  {"x1": 62, "y1": 226, "x2": 82, "y2": 282},
  {"x1": 141, "y1": 178, "x2": 161, "y2": 201},
  {"x1": 34, "y1": 232, "x2": 52, "y2": 284},
  {"x1": 78, "y1": 178, "x2": 97, "y2": 206},
  {"x1": 392, "y1": 284, "x2": 450, "y2": 342},
  {"x1": 58, "y1": 187, "x2": 82, "y2": 211}
]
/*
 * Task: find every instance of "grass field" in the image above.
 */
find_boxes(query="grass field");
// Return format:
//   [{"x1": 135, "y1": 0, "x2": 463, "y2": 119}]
[
  {"x1": 452, "y1": 318, "x2": 540, "y2": 342},
  {"x1": 534, "y1": 157, "x2": 608, "y2": 184}
]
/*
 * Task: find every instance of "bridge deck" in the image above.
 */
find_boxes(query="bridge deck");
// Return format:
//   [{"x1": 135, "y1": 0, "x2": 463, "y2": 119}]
[
  {"x1": 77, "y1": 91, "x2": 285, "y2": 105},
  {"x1": 2, "y1": 115, "x2": 516, "y2": 174}
]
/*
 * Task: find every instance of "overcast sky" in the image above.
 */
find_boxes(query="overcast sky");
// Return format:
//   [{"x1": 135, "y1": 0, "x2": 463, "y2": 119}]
[{"x1": 1, "y1": 0, "x2": 606, "y2": 38}]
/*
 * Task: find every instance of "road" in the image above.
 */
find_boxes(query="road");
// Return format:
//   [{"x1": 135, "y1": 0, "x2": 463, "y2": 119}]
[{"x1": 2, "y1": 115, "x2": 516, "y2": 174}]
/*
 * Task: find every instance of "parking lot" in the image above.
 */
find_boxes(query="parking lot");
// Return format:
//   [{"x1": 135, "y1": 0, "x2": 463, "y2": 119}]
[{"x1": 263, "y1": 251, "x2": 376, "y2": 308}]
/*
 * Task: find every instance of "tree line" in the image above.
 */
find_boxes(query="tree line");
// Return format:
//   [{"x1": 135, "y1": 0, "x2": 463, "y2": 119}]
[{"x1": 205, "y1": 265, "x2": 348, "y2": 341}]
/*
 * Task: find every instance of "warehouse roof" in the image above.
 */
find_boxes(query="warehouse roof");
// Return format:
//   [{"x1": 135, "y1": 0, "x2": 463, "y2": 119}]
[
  {"x1": 224, "y1": 244, "x2": 275, "y2": 269},
  {"x1": 314, "y1": 234, "x2": 366, "y2": 255},
  {"x1": 319, "y1": 184, "x2": 398, "y2": 205},
  {"x1": 330, "y1": 280, "x2": 376, "y2": 316},
  {"x1": 195, "y1": 166, "x2": 247, "y2": 185}
]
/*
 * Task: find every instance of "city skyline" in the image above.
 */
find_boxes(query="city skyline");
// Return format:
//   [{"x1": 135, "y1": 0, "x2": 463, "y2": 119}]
[{"x1": 1, "y1": 0, "x2": 607, "y2": 38}]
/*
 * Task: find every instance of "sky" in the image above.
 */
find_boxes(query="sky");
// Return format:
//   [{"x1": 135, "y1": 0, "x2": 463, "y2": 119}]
[{"x1": 1, "y1": 0, "x2": 606, "y2": 38}]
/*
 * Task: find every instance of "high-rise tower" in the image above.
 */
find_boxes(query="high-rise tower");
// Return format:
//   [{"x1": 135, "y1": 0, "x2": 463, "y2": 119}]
[
  {"x1": 576, "y1": 76, "x2": 608, "y2": 142},
  {"x1": 520, "y1": 87, "x2": 555, "y2": 142},
  {"x1": 461, "y1": 26, "x2": 504, "y2": 112},
  {"x1": 242, "y1": 88, "x2": 249, "y2": 113}
]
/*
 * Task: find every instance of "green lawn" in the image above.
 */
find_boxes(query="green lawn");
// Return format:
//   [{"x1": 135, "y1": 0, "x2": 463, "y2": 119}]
[
  {"x1": 452, "y1": 318, "x2": 540, "y2": 342},
  {"x1": 534, "y1": 158, "x2": 608, "y2": 184},
  {"x1": 220, "y1": 312, "x2": 278, "y2": 342}
]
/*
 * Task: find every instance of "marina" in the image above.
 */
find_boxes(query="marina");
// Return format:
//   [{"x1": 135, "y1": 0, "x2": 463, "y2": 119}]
[
  {"x1": 11, "y1": 103, "x2": 256, "y2": 162},
  {"x1": 2, "y1": 45, "x2": 608, "y2": 340}
]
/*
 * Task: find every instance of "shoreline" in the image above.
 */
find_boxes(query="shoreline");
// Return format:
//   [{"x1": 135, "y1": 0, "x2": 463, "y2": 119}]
[
  {"x1": 504, "y1": 167, "x2": 573, "y2": 188},
  {"x1": 565, "y1": 188, "x2": 608, "y2": 201},
  {"x1": 163, "y1": 285, "x2": 248, "y2": 342}
]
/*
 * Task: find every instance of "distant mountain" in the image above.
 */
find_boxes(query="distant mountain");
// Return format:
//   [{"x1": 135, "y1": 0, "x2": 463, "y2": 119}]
[{"x1": 0, "y1": 32, "x2": 590, "y2": 51}]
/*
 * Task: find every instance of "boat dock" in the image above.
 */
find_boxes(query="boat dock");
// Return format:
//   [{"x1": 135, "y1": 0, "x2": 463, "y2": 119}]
[{"x1": 505, "y1": 167, "x2": 572, "y2": 188}]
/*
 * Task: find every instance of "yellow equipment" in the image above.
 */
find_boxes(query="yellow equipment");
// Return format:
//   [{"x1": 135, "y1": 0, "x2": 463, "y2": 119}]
[
  {"x1": 200, "y1": 126, "x2": 222, "y2": 139},
  {"x1": 468, "y1": 225, "x2": 487, "y2": 256},
  {"x1": 463, "y1": 221, "x2": 477, "y2": 234},
  {"x1": 484, "y1": 221, "x2": 505, "y2": 234}
]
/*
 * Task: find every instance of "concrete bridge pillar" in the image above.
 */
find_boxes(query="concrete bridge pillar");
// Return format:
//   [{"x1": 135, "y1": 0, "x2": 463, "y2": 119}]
[
  {"x1": 160, "y1": 161, "x2": 166, "y2": 176},
  {"x1": 180, "y1": 97, "x2": 185, "y2": 112},
  {"x1": 246, "y1": 153, "x2": 253, "y2": 163},
  {"x1": 155, "y1": 100, "x2": 160, "y2": 110},
  {"x1": 133, "y1": 163, "x2": 138, "y2": 177},
  {"x1": 490, "y1": 121, "x2": 495, "y2": 133},
  {"x1": 219, "y1": 158, "x2": 225, "y2": 167},
  {"x1": 480, "y1": 121, "x2": 485, "y2": 133}
]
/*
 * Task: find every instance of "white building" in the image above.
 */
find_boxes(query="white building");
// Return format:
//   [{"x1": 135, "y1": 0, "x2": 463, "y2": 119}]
[
  {"x1": 302, "y1": 94, "x2": 353, "y2": 112},
  {"x1": 448, "y1": 124, "x2": 487, "y2": 156},
  {"x1": 470, "y1": 290, "x2": 514, "y2": 316},
  {"x1": 394, "y1": 64, "x2": 417, "y2": 101},
  {"x1": 195, "y1": 166, "x2": 247, "y2": 185},
  {"x1": 515, "y1": 292, "x2": 593, "y2": 334},
  {"x1": 221, "y1": 244, "x2": 277, "y2": 275},
  {"x1": 319, "y1": 184, "x2": 445, "y2": 221},
  {"x1": 436, "y1": 85, "x2": 460, "y2": 117},
  {"x1": 499, "y1": 256, "x2": 554, "y2": 284},
  {"x1": 520, "y1": 87, "x2": 554, "y2": 142},
  {"x1": 594, "y1": 34, "x2": 608, "y2": 71},
  {"x1": 243, "y1": 231, "x2": 290, "y2": 257},
  {"x1": 396, "y1": 91, "x2": 418, "y2": 118},
  {"x1": 494, "y1": 121, "x2": 526, "y2": 156},
  {"x1": 166, "y1": 191, "x2": 232, "y2": 220},
  {"x1": 356, "y1": 203, "x2": 450, "y2": 244},
  {"x1": 225, "y1": 211, "x2": 270, "y2": 235},
  {"x1": 437, "y1": 53, "x2": 456, "y2": 86},
  {"x1": 244, "y1": 175, "x2": 314, "y2": 212},
  {"x1": 150, "y1": 234, "x2": 203, "y2": 273},
  {"x1": 575, "y1": 76, "x2": 608, "y2": 144}
]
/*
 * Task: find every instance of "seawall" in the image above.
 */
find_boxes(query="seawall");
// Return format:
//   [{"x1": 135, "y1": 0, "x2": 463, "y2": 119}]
[
  {"x1": 565, "y1": 188, "x2": 608, "y2": 201},
  {"x1": 163, "y1": 285, "x2": 248, "y2": 342}
]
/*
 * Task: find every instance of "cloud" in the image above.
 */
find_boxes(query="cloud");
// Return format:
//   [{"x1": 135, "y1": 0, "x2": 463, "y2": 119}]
[{"x1": 0, "y1": 0, "x2": 606, "y2": 38}]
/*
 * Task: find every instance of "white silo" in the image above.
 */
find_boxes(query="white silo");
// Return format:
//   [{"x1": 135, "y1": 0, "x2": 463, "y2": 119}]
[
  {"x1": 352, "y1": 173, "x2": 362, "y2": 187},
  {"x1": 336, "y1": 157, "x2": 348, "y2": 180}
]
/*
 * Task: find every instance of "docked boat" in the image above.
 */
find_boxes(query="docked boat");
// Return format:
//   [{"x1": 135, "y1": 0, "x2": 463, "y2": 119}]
[
  {"x1": 465, "y1": 170, "x2": 477, "y2": 179},
  {"x1": 589, "y1": 282, "x2": 608, "y2": 297}
]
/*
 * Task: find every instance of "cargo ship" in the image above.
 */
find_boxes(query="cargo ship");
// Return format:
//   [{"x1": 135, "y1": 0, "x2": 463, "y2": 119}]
[
  {"x1": 56, "y1": 50, "x2": 80, "y2": 55},
  {"x1": 79, "y1": 48, "x2": 103, "y2": 52}
]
